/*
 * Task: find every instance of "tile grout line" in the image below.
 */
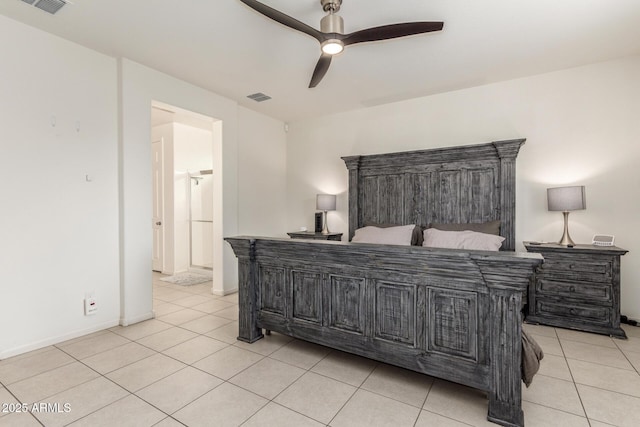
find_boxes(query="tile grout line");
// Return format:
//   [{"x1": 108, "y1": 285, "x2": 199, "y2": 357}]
[
  {"x1": 54, "y1": 328, "x2": 233, "y2": 426},
  {"x1": 127, "y1": 311, "x2": 273, "y2": 421},
  {"x1": 0, "y1": 357, "x2": 78, "y2": 388},
  {"x1": 21, "y1": 344, "x2": 145, "y2": 426},
  {"x1": 1, "y1": 281, "x2": 234, "y2": 426},
  {"x1": 17, "y1": 281, "x2": 637, "y2": 426},
  {"x1": 247, "y1": 343, "x2": 340, "y2": 419},
  {"x1": 0, "y1": 380, "x2": 45, "y2": 426},
  {"x1": 556, "y1": 327, "x2": 596, "y2": 424},
  {"x1": 267, "y1": 346, "x2": 341, "y2": 426},
  {"x1": 412, "y1": 375, "x2": 435, "y2": 427},
  {"x1": 522, "y1": 326, "x2": 596, "y2": 422},
  {"x1": 18, "y1": 297, "x2": 229, "y2": 423},
  {"x1": 8, "y1": 315, "x2": 444, "y2": 425},
  {"x1": 221, "y1": 341, "x2": 332, "y2": 426},
  {"x1": 556, "y1": 333, "x2": 640, "y2": 401},
  {"x1": 8, "y1": 328, "x2": 512, "y2": 427},
  {"x1": 318, "y1": 347, "x2": 363, "y2": 427},
  {"x1": 612, "y1": 333, "x2": 640, "y2": 376},
  {"x1": 85, "y1": 316, "x2": 242, "y2": 423}
]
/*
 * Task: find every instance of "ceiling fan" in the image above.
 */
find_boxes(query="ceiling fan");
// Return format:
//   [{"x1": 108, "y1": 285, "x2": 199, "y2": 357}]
[{"x1": 239, "y1": 0, "x2": 444, "y2": 88}]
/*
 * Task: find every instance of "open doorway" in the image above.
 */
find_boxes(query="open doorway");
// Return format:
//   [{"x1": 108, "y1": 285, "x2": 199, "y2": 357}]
[{"x1": 150, "y1": 102, "x2": 216, "y2": 287}]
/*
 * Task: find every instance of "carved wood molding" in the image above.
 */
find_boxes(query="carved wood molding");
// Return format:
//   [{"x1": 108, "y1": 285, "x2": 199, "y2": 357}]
[
  {"x1": 225, "y1": 236, "x2": 542, "y2": 427},
  {"x1": 341, "y1": 139, "x2": 526, "y2": 250}
]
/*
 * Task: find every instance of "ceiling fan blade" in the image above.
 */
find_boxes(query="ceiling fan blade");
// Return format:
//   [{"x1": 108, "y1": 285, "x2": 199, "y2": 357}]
[
  {"x1": 341, "y1": 22, "x2": 444, "y2": 46},
  {"x1": 239, "y1": 0, "x2": 324, "y2": 43},
  {"x1": 309, "y1": 54, "x2": 333, "y2": 88}
]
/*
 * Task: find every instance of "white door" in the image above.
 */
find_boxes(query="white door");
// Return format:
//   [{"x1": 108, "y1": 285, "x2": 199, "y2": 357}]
[{"x1": 152, "y1": 139, "x2": 164, "y2": 272}]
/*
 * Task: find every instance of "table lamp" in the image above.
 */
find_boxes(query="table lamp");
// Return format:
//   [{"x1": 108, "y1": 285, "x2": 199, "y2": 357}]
[
  {"x1": 316, "y1": 194, "x2": 336, "y2": 234},
  {"x1": 547, "y1": 186, "x2": 586, "y2": 246}
]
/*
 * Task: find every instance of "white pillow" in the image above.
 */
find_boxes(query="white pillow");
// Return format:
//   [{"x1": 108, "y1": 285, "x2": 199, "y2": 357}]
[
  {"x1": 352, "y1": 224, "x2": 415, "y2": 246},
  {"x1": 422, "y1": 228, "x2": 505, "y2": 251}
]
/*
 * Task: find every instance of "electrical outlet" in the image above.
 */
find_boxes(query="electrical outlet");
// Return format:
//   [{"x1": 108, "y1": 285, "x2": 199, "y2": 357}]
[{"x1": 84, "y1": 293, "x2": 97, "y2": 316}]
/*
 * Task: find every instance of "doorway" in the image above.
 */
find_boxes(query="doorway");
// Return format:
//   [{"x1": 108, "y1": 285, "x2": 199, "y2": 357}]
[{"x1": 151, "y1": 102, "x2": 215, "y2": 277}]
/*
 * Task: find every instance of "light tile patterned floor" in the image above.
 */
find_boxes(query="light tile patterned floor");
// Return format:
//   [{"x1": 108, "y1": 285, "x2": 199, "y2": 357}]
[{"x1": 1, "y1": 273, "x2": 640, "y2": 426}]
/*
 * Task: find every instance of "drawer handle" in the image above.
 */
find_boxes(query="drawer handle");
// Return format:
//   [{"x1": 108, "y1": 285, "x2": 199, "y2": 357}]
[{"x1": 569, "y1": 286, "x2": 576, "y2": 292}]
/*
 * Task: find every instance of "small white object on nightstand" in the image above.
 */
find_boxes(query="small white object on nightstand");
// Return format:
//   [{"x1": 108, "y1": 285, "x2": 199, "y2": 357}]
[{"x1": 592, "y1": 235, "x2": 614, "y2": 246}]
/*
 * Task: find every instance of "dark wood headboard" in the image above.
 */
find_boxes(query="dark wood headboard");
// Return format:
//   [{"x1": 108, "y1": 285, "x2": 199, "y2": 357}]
[{"x1": 342, "y1": 139, "x2": 525, "y2": 251}]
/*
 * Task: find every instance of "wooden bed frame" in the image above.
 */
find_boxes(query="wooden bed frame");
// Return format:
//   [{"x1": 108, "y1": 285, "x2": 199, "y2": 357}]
[{"x1": 226, "y1": 139, "x2": 543, "y2": 427}]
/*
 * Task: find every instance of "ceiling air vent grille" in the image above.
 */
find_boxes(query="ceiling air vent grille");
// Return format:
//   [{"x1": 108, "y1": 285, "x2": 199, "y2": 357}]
[
  {"x1": 35, "y1": 0, "x2": 66, "y2": 14},
  {"x1": 246, "y1": 92, "x2": 272, "y2": 103},
  {"x1": 21, "y1": 0, "x2": 67, "y2": 14}
]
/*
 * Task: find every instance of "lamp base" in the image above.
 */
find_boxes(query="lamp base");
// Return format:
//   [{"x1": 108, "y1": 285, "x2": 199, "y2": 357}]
[
  {"x1": 558, "y1": 211, "x2": 575, "y2": 246},
  {"x1": 321, "y1": 210, "x2": 330, "y2": 234}
]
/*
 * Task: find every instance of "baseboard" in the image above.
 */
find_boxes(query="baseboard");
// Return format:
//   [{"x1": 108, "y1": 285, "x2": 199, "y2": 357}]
[
  {"x1": 212, "y1": 287, "x2": 237, "y2": 296},
  {"x1": 0, "y1": 319, "x2": 120, "y2": 360},
  {"x1": 119, "y1": 311, "x2": 154, "y2": 327}
]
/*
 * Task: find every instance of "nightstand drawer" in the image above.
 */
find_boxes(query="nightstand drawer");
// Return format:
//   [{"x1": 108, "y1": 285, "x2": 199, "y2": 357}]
[
  {"x1": 534, "y1": 299, "x2": 611, "y2": 324},
  {"x1": 540, "y1": 258, "x2": 612, "y2": 283},
  {"x1": 536, "y1": 279, "x2": 611, "y2": 302}
]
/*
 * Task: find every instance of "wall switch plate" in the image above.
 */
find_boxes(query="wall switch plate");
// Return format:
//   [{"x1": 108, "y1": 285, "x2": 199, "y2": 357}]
[{"x1": 84, "y1": 295, "x2": 97, "y2": 315}]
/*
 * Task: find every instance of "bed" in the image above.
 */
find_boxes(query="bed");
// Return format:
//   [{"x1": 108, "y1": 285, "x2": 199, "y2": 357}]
[{"x1": 225, "y1": 139, "x2": 543, "y2": 427}]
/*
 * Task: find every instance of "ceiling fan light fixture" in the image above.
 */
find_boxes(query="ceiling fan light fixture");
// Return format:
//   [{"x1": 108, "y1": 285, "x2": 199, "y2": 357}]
[
  {"x1": 320, "y1": 13, "x2": 344, "y2": 54},
  {"x1": 321, "y1": 39, "x2": 344, "y2": 55}
]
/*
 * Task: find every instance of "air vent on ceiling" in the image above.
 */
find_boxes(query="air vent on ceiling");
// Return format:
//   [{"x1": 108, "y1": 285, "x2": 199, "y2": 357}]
[
  {"x1": 21, "y1": 0, "x2": 67, "y2": 15},
  {"x1": 247, "y1": 92, "x2": 272, "y2": 103}
]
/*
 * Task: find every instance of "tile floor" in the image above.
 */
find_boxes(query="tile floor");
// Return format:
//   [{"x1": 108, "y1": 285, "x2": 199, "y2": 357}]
[{"x1": 1, "y1": 273, "x2": 640, "y2": 426}]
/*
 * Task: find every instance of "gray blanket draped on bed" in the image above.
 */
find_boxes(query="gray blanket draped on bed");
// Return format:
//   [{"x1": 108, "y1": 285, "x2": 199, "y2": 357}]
[{"x1": 522, "y1": 328, "x2": 544, "y2": 387}]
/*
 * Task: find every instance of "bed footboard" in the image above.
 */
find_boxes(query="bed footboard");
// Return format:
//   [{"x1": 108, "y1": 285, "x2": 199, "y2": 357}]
[{"x1": 226, "y1": 237, "x2": 542, "y2": 427}]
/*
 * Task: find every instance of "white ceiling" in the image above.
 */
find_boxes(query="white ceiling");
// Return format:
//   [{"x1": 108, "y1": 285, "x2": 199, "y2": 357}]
[{"x1": 2, "y1": 0, "x2": 640, "y2": 123}]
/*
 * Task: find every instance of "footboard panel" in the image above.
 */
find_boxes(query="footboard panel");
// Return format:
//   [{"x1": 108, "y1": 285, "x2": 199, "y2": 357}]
[{"x1": 226, "y1": 237, "x2": 542, "y2": 427}]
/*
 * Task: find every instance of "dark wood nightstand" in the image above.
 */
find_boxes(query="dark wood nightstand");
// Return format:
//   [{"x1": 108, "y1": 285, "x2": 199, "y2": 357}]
[
  {"x1": 287, "y1": 231, "x2": 343, "y2": 241},
  {"x1": 524, "y1": 242, "x2": 628, "y2": 338}
]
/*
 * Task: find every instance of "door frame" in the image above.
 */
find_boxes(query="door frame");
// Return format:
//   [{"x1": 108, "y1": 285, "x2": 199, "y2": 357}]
[{"x1": 151, "y1": 138, "x2": 165, "y2": 272}]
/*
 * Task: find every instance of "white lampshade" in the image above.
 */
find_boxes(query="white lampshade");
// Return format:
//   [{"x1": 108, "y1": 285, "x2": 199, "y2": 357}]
[
  {"x1": 316, "y1": 194, "x2": 336, "y2": 211},
  {"x1": 547, "y1": 186, "x2": 586, "y2": 212}
]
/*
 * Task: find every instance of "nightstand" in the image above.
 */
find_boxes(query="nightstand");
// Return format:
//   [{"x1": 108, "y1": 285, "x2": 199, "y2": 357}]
[
  {"x1": 524, "y1": 242, "x2": 628, "y2": 338},
  {"x1": 287, "y1": 231, "x2": 342, "y2": 241}
]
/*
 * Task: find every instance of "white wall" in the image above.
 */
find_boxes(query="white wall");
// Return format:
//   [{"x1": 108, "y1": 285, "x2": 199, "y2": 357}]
[
  {"x1": 120, "y1": 59, "x2": 290, "y2": 314},
  {"x1": 286, "y1": 55, "x2": 640, "y2": 321},
  {"x1": 0, "y1": 15, "x2": 120, "y2": 357},
  {"x1": 238, "y1": 107, "x2": 288, "y2": 237},
  {"x1": 0, "y1": 17, "x2": 289, "y2": 357},
  {"x1": 119, "y1": 59, "x2": 240, "y2": 319}
]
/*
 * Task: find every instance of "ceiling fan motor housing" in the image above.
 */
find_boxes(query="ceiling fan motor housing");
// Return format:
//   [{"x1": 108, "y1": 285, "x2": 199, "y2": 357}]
[{"x1": 321, "y1": 13, "x2": 344, "y2": 34}]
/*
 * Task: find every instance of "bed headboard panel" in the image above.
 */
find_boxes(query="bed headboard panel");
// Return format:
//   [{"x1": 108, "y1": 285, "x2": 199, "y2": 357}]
[{"x1": 342, "y1": 139, "x2": 525, "y2": 251}]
